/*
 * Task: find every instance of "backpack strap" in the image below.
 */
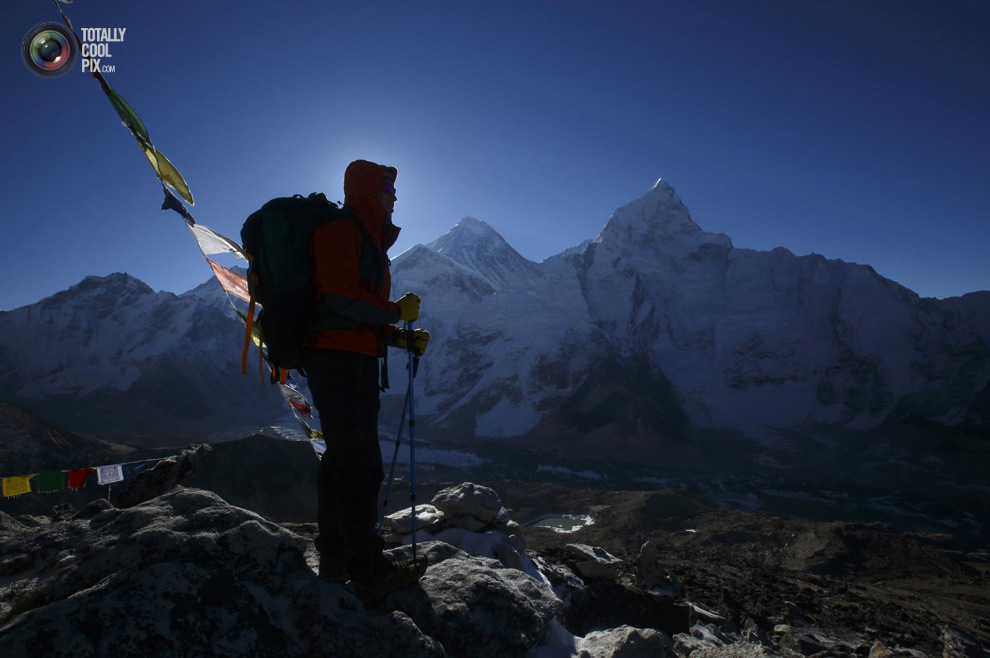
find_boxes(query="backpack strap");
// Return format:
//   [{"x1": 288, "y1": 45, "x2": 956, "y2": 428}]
[{"x1": 241, "y1": 256, "x2": 260, "y2": 379}]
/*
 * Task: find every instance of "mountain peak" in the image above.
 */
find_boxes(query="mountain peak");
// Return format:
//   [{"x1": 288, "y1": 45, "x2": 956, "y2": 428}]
[
  {"x1": 453, "y1": 216, "x2": 495, "y2": 232},
  {"x1": 647, "y1": 177, "x2": 678, "y2": 196},
  {"x1": 425, "y1": 218, "x2": 537, "y2": 290},
  {"x1": 51, "y1": 273, "x2": 156, "y2": 305},
  {"x1": 626, "y1": 179, "x2": 698, "y2": 232},
  {"x1": 595, "y1": 178, "x2": 728, "y2": 253},
  {"x1": 433, "y1": 217, "x2": 502, "y2": 247}
]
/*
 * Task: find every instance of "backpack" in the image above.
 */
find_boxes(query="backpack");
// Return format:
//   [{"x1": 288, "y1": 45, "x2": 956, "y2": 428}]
[{"x1": 240, "y1": 193, "x2": 358, "y2": 382}]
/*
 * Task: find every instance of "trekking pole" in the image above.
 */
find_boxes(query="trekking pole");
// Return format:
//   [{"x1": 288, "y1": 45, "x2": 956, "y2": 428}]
[
  {"x1": 377, "y1": 385, "x2": 410, "y2": 535},
  {"x1": 406, "y1": 320, "x2": 419, "y2": 557}
]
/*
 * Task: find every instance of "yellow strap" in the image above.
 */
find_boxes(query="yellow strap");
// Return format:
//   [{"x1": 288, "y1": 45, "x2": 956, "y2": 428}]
[{"x1": 257, "y1": 320, "x2": 265, "y2": 385}]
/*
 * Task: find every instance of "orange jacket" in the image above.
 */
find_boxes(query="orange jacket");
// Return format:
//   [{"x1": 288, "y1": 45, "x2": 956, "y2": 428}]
[{"x1": 306, "y1": 160, "x2": 402, "y2": 357}]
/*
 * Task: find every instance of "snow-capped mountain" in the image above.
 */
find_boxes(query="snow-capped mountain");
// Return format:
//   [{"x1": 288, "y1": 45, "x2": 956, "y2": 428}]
[
  {"x1": 425, "y1": 216, "x2": 540, "y2": 290},
  {"x1": 1, "y1": 179, "x2": 987, "y2": 453},
  {"x1": 389, "y1": 180, "x2": 990, "y2": 450},
  {"x1": 0, "y1": 273, "x2": 284, "y2": 439}
]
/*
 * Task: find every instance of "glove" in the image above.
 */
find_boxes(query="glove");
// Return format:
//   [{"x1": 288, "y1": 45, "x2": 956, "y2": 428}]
[
  {"x1": 395, "y1": 292, "x2": 421, "y2": 322},
  {"x1": 395, "y1": 328, "x2": 431, "y2": 356}
]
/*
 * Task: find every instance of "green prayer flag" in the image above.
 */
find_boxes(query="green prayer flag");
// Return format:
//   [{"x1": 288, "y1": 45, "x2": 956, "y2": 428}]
[
  {"x1": 37, "y1": 471, "x2": 66, "y2": 493},
  {"x1": 236, "y1": 308, "x2": 263, "y2": 343},
  {"x1": 107, "y1": 87, "x2": 194, "y2": 205},
  {"x1": 107, "y1": 88, "x2": 153, "y2": 151},
  {"x1": 296, "y1": 416, "x2": 323, "y2": 441}
]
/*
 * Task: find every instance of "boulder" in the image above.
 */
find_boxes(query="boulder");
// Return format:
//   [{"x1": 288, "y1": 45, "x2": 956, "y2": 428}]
[
  {"x1": 431, "y1": 482, "x2": 508, "y2": 526},
  {"x1": 384, "y1": 482, "x2": 534, "y2": 575},
  {"x1": 565, "y1": 543, "x2": 624, "y2": 580},
  {"x1": 387, "y1": 541, "x2": 562, "y2": 658},
  {"x1": 577, "y1": 625, "x2": 677, "y2": 657},
  {"x1": 383, "y1": 503, "x2": 446, "y2": 536}
]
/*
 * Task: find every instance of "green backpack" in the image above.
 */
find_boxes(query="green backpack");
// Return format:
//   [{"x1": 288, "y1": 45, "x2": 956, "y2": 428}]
[{"x1": 240, "y1": 193, "x2": 359, "y2": 380}]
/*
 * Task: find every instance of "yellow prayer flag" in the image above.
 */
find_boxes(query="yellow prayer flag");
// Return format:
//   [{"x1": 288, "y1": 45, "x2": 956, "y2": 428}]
[
  {"x1": 152, "y1": 148, "x2": 194, "y2": 205},
  {"x1": 142, "y1": 147, "x2": 194, "y2": 206},
  {"x1": 2, "y1": 475, "x2": 33, "y2": 497}
]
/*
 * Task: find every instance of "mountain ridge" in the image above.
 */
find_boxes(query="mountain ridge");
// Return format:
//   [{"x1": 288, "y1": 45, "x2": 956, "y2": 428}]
[
  {"x1": 390, "y1": 179, "x2": 989, "y2": 447},
  {"x1": 1, "y1": 180, "x2": 987, "y2": 453}
]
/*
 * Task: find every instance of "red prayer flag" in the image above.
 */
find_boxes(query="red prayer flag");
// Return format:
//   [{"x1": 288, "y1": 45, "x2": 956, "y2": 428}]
[
  {"x1": 67, "y1": 467, "x2": 93, "y2": 489},
  {"x1": 288, "y1": 398, "x2": 313, "y2": 418},
  {"x1": 207, "y1": 259, "x2": 251, "y2": 303}
]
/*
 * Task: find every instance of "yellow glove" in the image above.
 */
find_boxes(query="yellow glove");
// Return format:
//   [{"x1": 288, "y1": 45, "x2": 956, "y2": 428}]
[
  {"x1": 395, "y1": 328, "x2": 431, "y2": 356},
  {"x1": 395, "y1": 292, "x2": 421, "y2": 322}
]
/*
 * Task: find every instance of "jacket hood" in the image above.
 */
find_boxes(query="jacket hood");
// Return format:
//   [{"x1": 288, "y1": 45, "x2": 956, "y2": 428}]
[{"x1": 343, "y1": 159, "x2": 400, "y2": 250}]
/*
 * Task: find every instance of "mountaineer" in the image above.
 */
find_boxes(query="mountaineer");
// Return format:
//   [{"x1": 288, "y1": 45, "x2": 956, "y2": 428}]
[{"x1": 304, "y1": 159, "x2": 431, "y2": 601}]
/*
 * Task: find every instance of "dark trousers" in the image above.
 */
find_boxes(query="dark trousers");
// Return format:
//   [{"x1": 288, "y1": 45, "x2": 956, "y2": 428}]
[{"x1": 304, "y1": 349, "x2": 385, "y2": 574}]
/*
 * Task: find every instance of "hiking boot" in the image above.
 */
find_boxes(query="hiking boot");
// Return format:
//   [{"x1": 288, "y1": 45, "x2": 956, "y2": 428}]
[{"x1": 350, "y1": 555, "x2": 428, "y2": 604}]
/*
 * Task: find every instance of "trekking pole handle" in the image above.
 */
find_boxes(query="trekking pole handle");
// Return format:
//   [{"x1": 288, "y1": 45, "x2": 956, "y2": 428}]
[
  {"x1": 405, "y1": 320, "x2": 415, "y2": 351},
  {"x1": 404, "y1": 320, "x2": 421, "y2": 376}
]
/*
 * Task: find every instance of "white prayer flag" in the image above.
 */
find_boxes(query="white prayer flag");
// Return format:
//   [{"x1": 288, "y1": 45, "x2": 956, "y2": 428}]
[
  {"x1": 186, "y1": 223, "x2": 247, "y2": 260},
  {"x1": 96, "y1": 464, "x2": 124, "y2": 485},
  {"x1": 278, "y1": 383, "x2": 308, "y2": 406}
]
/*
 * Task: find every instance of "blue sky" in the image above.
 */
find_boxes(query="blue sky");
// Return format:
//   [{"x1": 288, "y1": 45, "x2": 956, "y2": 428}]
[{"x1": 3, "y1": 0, "x2": 988, "y2": 310}]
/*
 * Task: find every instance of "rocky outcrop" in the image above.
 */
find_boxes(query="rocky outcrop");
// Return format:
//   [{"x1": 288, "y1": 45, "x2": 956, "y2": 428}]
[
  {"x1": 2, "y1": 484, "x2": 674, "y2": 657},
  {"x1": 0, "y1": 488, "x2": 442, "y2": 657},
  {"x1": 2, "y1": 482, "x2": 987, "y2": 657}
]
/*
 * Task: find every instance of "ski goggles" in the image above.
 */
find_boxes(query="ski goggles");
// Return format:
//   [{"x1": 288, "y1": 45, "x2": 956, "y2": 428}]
[{"x1": 382, "y1": 180, "x2": 396, "y2": 195}]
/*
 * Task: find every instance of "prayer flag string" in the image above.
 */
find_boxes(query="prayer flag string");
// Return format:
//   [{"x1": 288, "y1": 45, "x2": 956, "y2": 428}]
[
  {"x1": 0, "y1": 452, "x2": 189, "y2": 499},
  {"x1": 49, "y1": 1, "x2": 322, "y2": 453}
]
